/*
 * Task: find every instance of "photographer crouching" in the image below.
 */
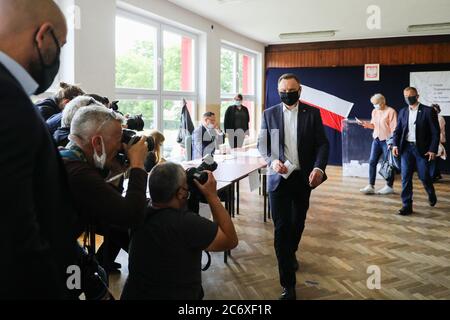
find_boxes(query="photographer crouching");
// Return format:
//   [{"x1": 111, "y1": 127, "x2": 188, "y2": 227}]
[
  {"x1": 60, "y1": 105, "x2": 149, "y2": 275},
  {"x1": 121, "y1": 162, "x2": 238, "y2": 300}
]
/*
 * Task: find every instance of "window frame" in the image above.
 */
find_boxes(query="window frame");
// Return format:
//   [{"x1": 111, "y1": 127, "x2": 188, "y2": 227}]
[
  {"x1": 115, "y1": 8, "x2": 199, "y2": 137},
  {"x1": 220, "y1": 44, "x2": 257, "y2": 139}
]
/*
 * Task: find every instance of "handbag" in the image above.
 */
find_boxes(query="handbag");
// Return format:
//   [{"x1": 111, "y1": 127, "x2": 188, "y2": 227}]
[{"x1": 379, "y1": 152, "x2": 396, "y2": 180}]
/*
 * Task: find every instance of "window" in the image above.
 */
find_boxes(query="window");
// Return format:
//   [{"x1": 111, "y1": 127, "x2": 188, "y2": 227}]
[
  {"x1": 115, "y1": 10, "x2": 198, "y2": 159},
  {"x1": 163, "y1": 99, "x2": 195, "y2": 158},
  {"x1": 119, "y1": 100, "x2": 156, "y2": 130},
  {"x1": 220, "y1": 45, "x2": 257, "y2": 140},
  {"x1": 116, "y1": 16, "x2": 157, "y2": 90},
  {"x1": 163, "y1": 31, "x2": 195, "y2": 92}
]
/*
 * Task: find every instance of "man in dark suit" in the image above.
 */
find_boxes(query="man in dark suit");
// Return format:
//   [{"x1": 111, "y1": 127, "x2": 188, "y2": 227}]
[
  {"x1": 0, "y1": 0, "x2": 79, "y2": 299},
  {"x1": 258, "y1": 73, "x2": 329, "y2": 300},
  {"x1": 392, "y1": 87, "x2": 440, "y2": 216},
  {"x1": 192, "y1": 112, "x2": 225, "y2": 160}
]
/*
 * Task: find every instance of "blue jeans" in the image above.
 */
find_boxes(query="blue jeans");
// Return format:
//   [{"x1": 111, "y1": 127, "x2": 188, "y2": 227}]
[
  {"x1": 369, "y1": 138, "x2": 394, "y2": 187},
  {"x1": 401, "y1": 143, "x2": 436, "y2": 207}
]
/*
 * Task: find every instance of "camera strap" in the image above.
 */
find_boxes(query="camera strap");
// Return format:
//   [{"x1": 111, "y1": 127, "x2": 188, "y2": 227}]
[{"x1": 202, "y1": 251, "x2": 211, "y2": 272}]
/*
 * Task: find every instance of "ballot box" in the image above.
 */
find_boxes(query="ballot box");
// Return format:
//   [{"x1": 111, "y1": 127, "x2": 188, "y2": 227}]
[{"x1": 342, "y1": 119, "x2": 383, "y2": 179}]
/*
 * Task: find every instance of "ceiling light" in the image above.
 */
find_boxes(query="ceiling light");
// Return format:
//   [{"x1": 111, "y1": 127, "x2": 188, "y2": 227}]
[
  {"x1": 279, "y1": 30, "x2": 336, "y2": 40},
  {"x1": 408, "y1": 22, "x2": 450, "y2": 32},
  {"x1": 216, "y1": 0, "x2": 242, "y2": 3}
]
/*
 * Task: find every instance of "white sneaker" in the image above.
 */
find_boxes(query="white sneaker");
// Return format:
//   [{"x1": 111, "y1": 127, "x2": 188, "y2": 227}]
[
  {"x1": 360, "y1": 185, "x2": 375, "y2": 194},
  {"x1": 377, "y1": 185, "x2": 394, "y2": 195}
]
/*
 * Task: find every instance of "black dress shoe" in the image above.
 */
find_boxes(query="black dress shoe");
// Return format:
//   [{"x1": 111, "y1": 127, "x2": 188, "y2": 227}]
[
  {"x1": 398, "y1": 206, "x2": 413, "y2": 216},
  {"x1": 429, "y1": 194, "x2": 437, "y2": 207},
  {"x1": 279, "y1": 287, "x2": 296, "y2": 300}
]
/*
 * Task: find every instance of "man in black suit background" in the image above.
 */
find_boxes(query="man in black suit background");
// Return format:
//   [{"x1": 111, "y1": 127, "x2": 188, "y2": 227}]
[
  {"x1": 258, "y1": 73, "x2": 329, "y2": 300},
  {"x1": 0, "y1": 0, "x2": 79, "y2": 299},
  {"x1": 392, "y1": 87, "x2": 440, "y2": 216}
]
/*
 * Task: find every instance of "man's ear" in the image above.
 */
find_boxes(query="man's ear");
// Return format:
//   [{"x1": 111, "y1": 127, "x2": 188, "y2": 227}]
[
  {"x1": 91, "y1": 136, "x2": 102, "y2": 154},
  {"x1": 175, "y1": 188, "x2": 184, "y2": 201},
  {"x1": 35, "y1": 23, "x2": 54, "y2": 48}
]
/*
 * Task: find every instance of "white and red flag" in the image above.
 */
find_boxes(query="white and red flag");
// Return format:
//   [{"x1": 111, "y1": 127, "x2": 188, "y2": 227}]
[{"x1": 300, "y1": 85, "x2": 354, "y2": 132}]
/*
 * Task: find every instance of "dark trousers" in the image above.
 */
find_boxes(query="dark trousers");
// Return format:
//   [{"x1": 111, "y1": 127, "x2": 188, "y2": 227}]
[
  {"x1": 227, "y1": 131, "x2": 246, "y2": 149},
  {"x1": 401, "y1": 142, "x2": 436, "y2": 207},
  {"x1": 369, "y1": 138, "x2": 394, "y2": 187},
  {"x1": 269, "y1": 171, "x2": 311, "y2": 288},
  {"x1": 96, "y1": 226, "x2": 130, "y2": 269}
]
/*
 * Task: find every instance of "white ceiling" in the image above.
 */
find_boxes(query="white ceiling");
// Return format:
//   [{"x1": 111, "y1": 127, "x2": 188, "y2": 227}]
[{"x1": 168, "y1": 0, "x2": 450, "y2": 45}]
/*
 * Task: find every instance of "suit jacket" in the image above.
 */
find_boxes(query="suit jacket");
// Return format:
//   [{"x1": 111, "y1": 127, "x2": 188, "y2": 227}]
[
  {"x1": 224, "y1": 105, "x2": 250, "y2": 132},
  {"x1": 0, "y1": 63, "x2": 79, "y2": 299},
  {"x1": 258, "y1": 102, "x2": 330, "y2": 192},
  {"x1": 192, "y1": 125, "x2": 225, "y2": 160},
  {"x1": 392, "y1": 104, "x2": 440, "y2": 157}
]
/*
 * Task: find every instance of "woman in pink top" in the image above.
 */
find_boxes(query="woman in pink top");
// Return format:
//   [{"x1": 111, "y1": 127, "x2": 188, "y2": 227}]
[{"x1": 359, "y1": 94, "x2": 398, "y2": 195}]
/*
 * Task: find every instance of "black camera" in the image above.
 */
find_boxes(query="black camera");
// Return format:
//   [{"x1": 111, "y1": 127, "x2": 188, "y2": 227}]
[
  {"x1": 126, "y1": 115, "x2": 145, "y2": 131},
  {"x1": 122, "y1": 129, "x2": 155, "y2": 152},
  {"x1": 186, "y1": 157, "x2": 218, "y2": 186},
  {"x1": 186, "y1": 156, "x2": 218, "y2": 214},
  {"x1": 116, "y1": 129, "x2": 155, "y2": 166}
]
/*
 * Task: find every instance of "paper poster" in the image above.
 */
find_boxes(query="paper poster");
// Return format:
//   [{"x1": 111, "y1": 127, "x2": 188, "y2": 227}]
[{"x1": 410, "y1": 71, "x2": 450, "y2": 116}]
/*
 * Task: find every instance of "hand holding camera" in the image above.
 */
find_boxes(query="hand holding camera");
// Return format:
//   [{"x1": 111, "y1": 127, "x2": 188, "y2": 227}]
[
  {"x1": 120, "y1": 129, "x2": 155, "y2": 170},
  {"x1": 126, "y1": 136, "x2": 149, "y2": 170},
  {"x1": 193, "y1": 171, "x2": 217, "y2": 201}
]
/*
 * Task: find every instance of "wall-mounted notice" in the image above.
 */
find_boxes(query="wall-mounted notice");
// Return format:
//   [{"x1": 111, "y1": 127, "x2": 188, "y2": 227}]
[{"x1": 410, "y1": 71, "x2": 450, "y2": 116}]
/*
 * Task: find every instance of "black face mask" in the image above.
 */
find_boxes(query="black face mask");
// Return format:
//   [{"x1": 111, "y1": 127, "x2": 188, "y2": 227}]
[
  {"x1": 405, "y1": 96, "x2": 418, "y2": 106},
  {"x1": 34, "y1": 30, "x2": 61, "y2": 95},
  {"x1": 280, "y1": 91, "x2": 300, "y2": 106}
]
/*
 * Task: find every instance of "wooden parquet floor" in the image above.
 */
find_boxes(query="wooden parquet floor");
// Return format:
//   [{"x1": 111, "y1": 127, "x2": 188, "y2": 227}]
[{"x1": 109, "y1": 166, "x2": 450, "y2": 300}]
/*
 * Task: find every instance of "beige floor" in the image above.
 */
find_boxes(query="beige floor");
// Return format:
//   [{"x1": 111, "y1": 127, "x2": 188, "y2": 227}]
[{"x1": 108, "y1": 166, "x2": 450, "y2": 300}]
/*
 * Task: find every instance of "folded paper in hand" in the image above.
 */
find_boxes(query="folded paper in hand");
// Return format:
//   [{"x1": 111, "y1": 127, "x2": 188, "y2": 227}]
[{"x1": 281, "y1": 160, "x2": 297, "y2": 179}]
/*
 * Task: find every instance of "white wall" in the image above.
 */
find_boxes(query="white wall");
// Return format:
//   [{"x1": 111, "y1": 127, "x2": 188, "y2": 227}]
[{"x1": 58, "y1": 0, "x2": 265, "y2": 125}]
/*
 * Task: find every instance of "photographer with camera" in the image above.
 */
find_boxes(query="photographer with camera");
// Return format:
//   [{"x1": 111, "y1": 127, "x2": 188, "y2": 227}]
[
  {"x1": 122, "y1": 162, "x2": 238, "y2": 300},
  {"x1": 60, "y1": 105, "x2": 149, "y2": 273}
]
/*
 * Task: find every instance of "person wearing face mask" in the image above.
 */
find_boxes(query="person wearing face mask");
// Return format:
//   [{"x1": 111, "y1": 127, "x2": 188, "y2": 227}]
[
  {"x1": 121, "y1": 162, "x2": 238, "y2": 300},
  {"x1": 258, "y1": 73, "x2": 329, "y2": 300},
  {"x1": 224, "y1": 94, "x2": 250, "y2": 149},
  {"x1": 60, "y1": 106, "x2": 149, "y2": 273},
  {"x1": 0, "y1": 0, "x2": 81, "y2": 299},
  {"x1": 392, "y1": 87, "x2": 440, "y2": 216},
  {"x1": 359, "y1": 94, "x2": 398, "y2": 195},
  {"x1": 192, "y1": 112, "x2": 225, "y2": 160}
]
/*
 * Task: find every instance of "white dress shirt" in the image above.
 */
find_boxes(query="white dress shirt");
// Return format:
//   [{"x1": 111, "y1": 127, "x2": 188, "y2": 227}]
[
  {"x1": 283, "y1": 103, "x2": 300, "y2": 169},
  {"x1": 406, "y1": 105, "x2": 419, "y2": 143},
  {"x1": 0, "y1": 51, "x2": 38, "y2": 96}
]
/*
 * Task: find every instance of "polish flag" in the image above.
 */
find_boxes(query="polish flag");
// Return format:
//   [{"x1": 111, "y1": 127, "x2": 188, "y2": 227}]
[{"x1": 300, "y1": 85, "x2": 354, "y2": 132}]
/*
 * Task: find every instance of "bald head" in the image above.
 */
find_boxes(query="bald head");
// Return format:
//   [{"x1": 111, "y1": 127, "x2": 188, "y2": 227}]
[
  {"x1": 0, "y1": 0, "x2": 67, "y2": 93},
  {"x1": 0, "y1": 0, "x2": 66, "y2": 39}
]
